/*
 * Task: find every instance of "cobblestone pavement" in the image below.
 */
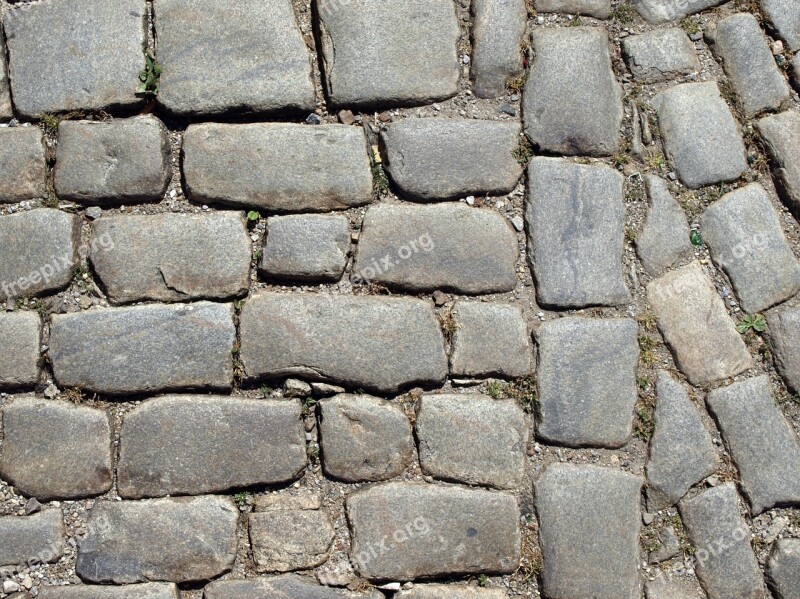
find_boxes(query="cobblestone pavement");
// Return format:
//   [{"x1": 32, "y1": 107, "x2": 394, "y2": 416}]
[{"x1": 1, "y1": 0, "x2": 800, "y2": 598}]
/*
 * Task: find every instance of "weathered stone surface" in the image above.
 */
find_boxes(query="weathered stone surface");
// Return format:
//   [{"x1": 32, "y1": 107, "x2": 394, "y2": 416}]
[
  {"x1": 793, "y1": 55, "x2": 800, "y2": 92},
  {"x1": 90, "y1": 213, "x2": 251, "y2": 304},
  {"x1": 761, "y1": 0, "x2": 800, "y2": 51},
  {"x1": 39, "y1": 584, "x2": 179, "y2": 599},
  {"x1": 319, "y1": 394, "x2": 413, "y2": 483},
  {"x1": 637, "y1": 175, "x2": 693, "y2": 275},
  {"x1": 707, "y1": 376, "x2": 800, "y2": 515},
  {"x1": 400, "y1": 586, "x2": 509, "y2": 599},
  {"x1": 0, "y1": 127, "x2": 47, "y2": 203},
  {"x1": 0, "y1": 398, "x2": 112, "y2": 501},
  {"x1": 354, "y1": 204, "x2": 518, "y2": 294},
  {"x1": 450, "y1": 301, "x2": 532, "y2": 378},
  {"x1": 756, "y1": 111, "x2": 800, "y2": 217},
  {"x1": 652, "y1": 82, "x2": 747, "y2": 189},
  {"x1": 471, "y1": 0, "x2": 527, "y2": 97},
  {"x1": 346, "y1": 482, "x2": 520, "y2": 580},
  {"x1": 701, "y1": 183, "x2": 800, "y2": 313},
  {"x1": 240, "y1": 293, "x2": 447, "y2": 393},
  {"x1": 4, "y1": 0, "x2": 146, "y2": 117},
  {"x1": 0, "y1": 510, "x2": 65, "y2": 568},
  {"x1": 648, "y1": 526, "x2": 681, "y2": 564},
  {"x1": 535, "y1": 0, "x2": 612, "y2": 18},
  {"x1": 261, "y1": 215, "x2": 350, "y2": 282},
  {"x1": 381, "y1": 119, "x2": 523, "y2": 201},
  {"x1": 646, "y1": 372, "x2": 717, "y2": 512},
  {"x1": 54, "y1": 116, "x2": 171, "y2": 205},
  {"x1": 183, "y1": 123, "x2": 372, "y2": 212},
  {"x1": 634, "y1": 0, "x2": 725, "y2": 23},
  {"x1": 523, "y1": 27, "x2": 623, "y2": 156},
  {"x1": 50, "y1": 302, "x2": 235, "y2": 395},
  {"x1": 204, "y1": 576, "x2": 383, "y2": 599},
  {"x1": 535, "y1": 464, "x2": 642, "y2": 599},
  {"x1": 766, "y1": 304, "x2": 800, "y2": 393},
  {"x1": 526, "y1": 158, "x2": 629, "y2": 308},
  {"x1": 646, "y1": 262, "x2": 752, "y2": 385},
  {"x1": 536, "y1": 317, "x2": 638, "y2": 448},
  {"x1": 622, "y1": 28, "x2": 699, "y2": 83},
  {"x1": 0, "y1": 312, "x2": 40, "y2": 388},
  {"x1": 416, "y1": 394, "x2": 527, "y2": 489},
  {"x1": 767, "y1": 539, "x2": 800, "y2": 599},
  {"x1": 0, "y1": 31, "x2": 12, "y2": 120},
  {"x1": 77, "y1": 496, "x2": 238, "y2": 584},
  {"x1": 250, "y1": 510, "x2": 335, "y2": 572},
  {"x1": 645, "y1": 579, "x2": 706, "y2": 599}
]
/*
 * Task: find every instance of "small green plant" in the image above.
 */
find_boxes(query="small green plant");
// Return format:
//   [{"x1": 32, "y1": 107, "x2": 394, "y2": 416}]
[
  {"x1": 690, "y1": 230, "x2": 702, "y2": 246},
  {"x1": 736, "y1": 314, "x2": 766, "y2": 334},
  {"x1": 681, "y1": 17, "x2": 700, "y2": 36},
  {"x1": 301, "y1": 397, "x2": 318, "y2": 417},
  {"x1": 638, "y1": 334, "x2": 658, "y2": 366},
  {"x1": 634, "y1": 406, "x2": 655, "y2": 441},
  {"x1": 371, "y1": 162, "x2": 389, "y2": 193},
  {"x1": 247, "y1": 210, "x2": 260, "y2": 223},
  {"x1": 484, "y1": 377, "x2": 538, "y2": 414},
  {"x1": 43, "y1": 193, "x2": 59, "y2": 208},
  {"x1": 485, "y1": 380, "x2": 504, "y2": 399},
  {"x1": 512, "y1": 138, "x2": 534, "y2": 166},
  {"x1": 507, "y1": 71, "x2": 528, "y2": 93},
  {"x1": 307, "y1": 442, "x2": 320, "y2": 464},
  {"x1": 234, "y1": 491, "x2": 252, "y2": 506},
  {"x1": 137, "y1": 49, "x2": 162, "y2": 96},
  {"x1": 612, "y1": 0, "x2": 636, "y2": 24},
  {"x1": 478, "y1": 575, "x2": 489, "y2": 587},
  {"x1": 568, "y1": 16, "x2": 584, "y2": 26},
  {"x1": 38, "y1": 113, "x2": 61, "y2": 136},
  {"x1": 259, "y1": 385, "x2": 273, "y2": 398}
]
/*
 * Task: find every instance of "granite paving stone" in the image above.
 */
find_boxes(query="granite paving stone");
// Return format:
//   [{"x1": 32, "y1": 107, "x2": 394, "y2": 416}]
[
  {"x1": 471, "y1": 0, "x2": 527, "y2": 97},
  {"x1": 0, "y1": 127, "x2": 47, "y2": 203},
  {"x1": 535, "y1": 0, "x2": 612, "y2": 18},
  {"x1": 249, "y1": 510, "x2": 335, "y2": 572},
  {"x1": 636, "y1": 174, "x2": 693, "y2": 275},
  {"x1": 766, "y1": 303, "x2": 800, "y2": 393},
  {"x1": 0, "y1": 510, "x2": 65, "y2": 569},
  {"x1": 767, "y1": 539, "x2": 800, "y2": 599},
  {"x1": 622, "y1": 28, "x2": 700, "y2": 83},
  {"x1": 204, "y1": 576, "x2": 383, "y2": 599},
  {"x1": 634, "y1": 0, "x2": 726, "y2": 23},
  {"x1": 0, "y1": 312, "x2": 41, "y2": 389},
  {"x1": 38, "y1": 585, "x2": 179, "y2": 599},
  {"x1": 756, "y1": 110, "x2": 800, "y2": 217},
  {"x1": 761, "y1": 0, "x2": 800, "y2": 51}
]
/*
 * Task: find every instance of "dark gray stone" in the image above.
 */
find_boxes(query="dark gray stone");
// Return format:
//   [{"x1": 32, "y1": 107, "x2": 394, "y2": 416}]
[
  {"x1": 204, "y1": 575, "x2": 383, "y2": 599},
  {"x1": 766, "y1": 304, "x2": 800, "y2": 393},
  {"x1": 761, "y1": 0, "x2": 800, "y2": 51},
  {"x1": 622, "y1": 28, "x2": 699, "y2": 83},
  {"x1": 756, "y1": 110, "x2": 800, "y2": 217},
  {"x1": 0, "y1": 312, "x2": 40, "y2": 389},
  {"x1": 535, "y1": 0, "x2": 612, "y2": 18},
  {"x1": 767, "y1": 539, "x2": 800, "y2": 599},
  {"x1": 39, "y1": 585, "x2": 179, "y2": 599},
  {"x1": 637, "y1": 175, "x2": 693, "y2": 275},
  {"x1": 0, "y1": 510, "x2": 65, "y2": 569},
  {"x1": 0, "y1": 127, "x2": 47, "y2": 203},
  {"x1": 402, "y1": 587, "x2": 509, "y2": 599},
  {"x1": 634, "y1": 0, "x2": 725, "y2": 23},
  {"x1": 648, "y1": 525, "x2": 681, "y2": 564},
  {"x1": 471, "y1": 0, "x2": 527, "y2": 97},
  {"x1": 249, "y1": 510, "x2": 334, "y2": 572}
]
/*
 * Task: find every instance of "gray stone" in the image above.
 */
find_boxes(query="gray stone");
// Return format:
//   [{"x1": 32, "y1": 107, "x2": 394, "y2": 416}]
[
  {"x1": 4, "y1": 0, "x2": 146, "y2": 117},
  {"x1": 652, "y1": 82, "x2": 747, "y2": 189},
  {"x1": 793, "y1": 54, "x2": 800, "y2": 91},
  {"x1": 649, "y1": 525, "x2": 682, "y2": 564},
  {"x1": 471, "y1": 0, "x2": 527, "y2": 97},
  {"x1": 637, "y1": 175, "x2": 693, "y2": 275},
  {"x1": 183, "y1": 123, "x2": 373, "y2": 212},
  {"x1": 756, "y1": 111, "x2": 800, "y2": 217},
  {"x1": 0, "y1": 312, "x2": 40, "y2": 389},
  {"x1": 646, "y1": 262, "x2": 752, "y2": 385},
  {"x1": 707, "y1": 376, "x2": 800, "y2": 514},
  {"x1": 254, "y1": 493, "x2": 322, "y2": 512},
  {"x1": 767, "y1": 539, "x2": 800, "y2": 599},
  {"x1": 346, "y1": 482, "x2": 520, "y2": 580},
  {"x1": 523, "y1": 27, "x2": 623, "y2": 156},
  {"x1": 354, "y1": 203, "x2": 518, "y2": 294},
  {"x1": 622, "y1": 28, "x2": 700, "y2": 83},
  {"x1": 761, "y1": 0, "x2": 800, "y2": 51},
  {"x1": 701, "y1": 183, "x2": 800, "y2": 313},
  {"x1": 634, "y1": 0, "x2": 725, "y2": 23},
  {"x1": 90, "y1": 213, "x2": 251, "y2": 304},
  {"x1": 645, "y1": 579, "x2": 706, "y2": 599},
  {"x1": 39, "y1": 585, "x2": 179, "y2": 599},
  {"x1": 50, "y1": 302, "x2": 235, "y2": 395},
  {"x1": 54, "y1": 116, "x2": 172, "y2": 205},
  {"x1": 0, "y1": 398, "x2": 112, "y2": 501},
  {"x1": 316, "y1": 0, "x2": 460, "y2": 108},
  {"x1": 535, "y1": 464, "x2": 642, "y2": 599},
  {"x1": 535, "y1": 0, "x2": 612, "y2": 18},
  {"x1": 0, "y1": 127, "x2": 47, "y2": 203},
  {"x1": 536, "y1": 317, "x2": 638, "y2": 448},
  {"x1": 400, "y1": 587, "x2": 509, "y2": 598},
  {"x1": 0, "y1": 510, "x2": 65, "y2": 568},
  {"x1": 204, "y1": 575, "x2": 383, "y2": 599},
  {"x1": 319, "y1": 394, "x2": 413, "y2": 483},
  {"x1": 240, "y1": 293, "x2": 447, "y2": 394},
  {"x1": 0, "y1": 31, "x2": 12, "y2": 120},
  {"x1": 261, "y1": 215, "x2": 350, "y2": 282},
  {"x1": 381, "y1": 119, "x2": 523, "y2": 201},
  {"x1": 416, "y1": 394, "x2": 528, "y2": 489},
  {"x1": 766, "y1": 304, "x2": 800, "y2": 393},
  {"x1": 249, "y1": 510, "x2": 335, "y2": 572},
  {"x1": 526, "y1": 158, "x2": 630, "y2": 308}
]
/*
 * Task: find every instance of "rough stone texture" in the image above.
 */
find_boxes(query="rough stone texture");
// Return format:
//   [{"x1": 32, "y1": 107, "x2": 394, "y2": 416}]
[
  {"x1": 0, "y1": 30, "x2": 12, "y2": 120},
  {"x1": 38, "y1": 585, "x2": 179, "y2": 599},
  {"x1": 646, "y1": 372, "x2": 718, "y2": 512},
  {"x1": 535, "y1": 0, "x2": 612, "y2": 18},
  {"x1": 249, "y1": 510, "x2": 335, "y2": 572},
  {"x1": 381, "y1": 119, "x2": 523, "y2": 201},
  {"x1": 652, "y1": 82, "x2": 748, "y2": 189},
  {"x1": 76, "y1": 496, "x2": 238, "y2": 584},
  {"x1": 645, "y1": 579, "x2": 706, "y2": 599},
  {"x1": 118, "y1": 396, "x2": 306, "y2": 499},
  {"x1": 260, "y1": 215, "x2": 350, "y2": 282},
  {"x1": 183, "y1": 123, "x2": 372, "y2": 212},
  {"x1": 254, "y1": 493, "x2": 322, "y2": 512},
  {"x1": 0, "y1": 312, "x2": 40, "y2": 389},
  {"x1": 400, "y1": 587, "x2": 509, "y2": 599},
  {"x1": 471, "y1": 0, "x2": 527, "y2": 97},
  {"x1": 767, "y1": 539, "x2": 800, "y2": 599},
  {"x1": 701, "y1": 183, "x2": 800, "y2": 313},
  {"x1": 523, "y1": 27, "x2": 623, "y2": 156},
  {"x1": 319, "y1": 394, "x2": 413, "y2": 483},
  {"x1": 526, "y1": 158, "x2": 629, "y2": 308},
  {"x1": 766, "y1": 304, "x2": 800, "y2": 393},
  {"x1": 316, "y1": 0, "x2": 460, "y2": 108},
  {"x1": 240, "y1": 293, "x2": 447, "y2": 394},
  {"x1": 346, "y1": 482, "x2": 520, "y2": 580},
  {"x1": 204, "y1": 576, "x2": 383, "y2": 599},
  {"x1": 90, "y1": 213, "x2": 251, "y2": 304},
  {"x1": 354, "y1": 204, "x2": 518, "y2": 294},
  {"x1": 707, "y1": 376, "x2": 800, "y2": 515},
  {"x1": 0, "y1": 398, "x2": 112, "y2": 501},
  {"x1": 50, "y1": 302, "x2": 235, "y2": 395},
  {"x1": 535, "y1": 464, "x2": 642, "y2": 599},
  {"x1": 761, "y1": 0, "x2": 800, "y2": 52},
  {"x1": 4, "y1": 0, "x2": 146, "y2": 117},
  {"x1": 54, "y1": 116, "x2": 172, "y2": 205},
  {"x1": 0, "y1": 510, "x2": 65, "y2": 568},
  {"x1": 793, "y1": 55, "x2": 800, "y2": 92},
  {"x1": 646, "y1": 262, "x2": 752, "y2": 385},
  {"x1": 637, "y1": 175, "x2": 693, "y2": 275},
  {"x1": 450, "y1": 301, "x2": 532, "y2": 378},
  {"x1": 416, "y1": 394, "x2": 528, "y2": 489},
  {"x1": 756, "y1": 111, "x2": 800, "y2": 217},
  {"x1": 536, "y1": 317, "x2": 638, "y2": 448},
  {"x1": 634, "y1": 0, "x2": 725, "y2": 23},
  {"x1": 622, "y1": 28, "x2": 700, "y2": 83},
  {"x1": 0, "y1": 127, "x2": 47, "y2": 203}
]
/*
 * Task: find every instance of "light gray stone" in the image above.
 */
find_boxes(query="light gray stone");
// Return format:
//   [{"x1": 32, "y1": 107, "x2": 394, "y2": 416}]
[
  {"x1": 39, "y1": 585, "x2": 179, "y2": 599},
  {"x1": 767, "y1": 539, "x2": 800, "y2": 599},
  {"x1": 0, "y1": 510, "x2": 64, "y2": 569},
  {"x1": 0, "y1": 312, "x2": 40, "y2": 389},
  {"x1": 761, "y1": 0, "x2": 800, "y2": 51},
  {"x1": 645, "y1": 579, "x2": 706, "y2": 599},
  {"x1": 535, "y1": 0, "x2": 612, "y2": 18},
  {"x1": 637, "y1": 175, "x2": 693, "y2": 275},
  {"x1": 254, "y1": 493, "x2": 322, "y2": 512},
  {"x1": 249, "y1": 510, "x2": 335, "y2": 572},
  {"x1": 634, "y1": 0, "x2": 725, "y2": 23},
  {"x1": 766, "y1": 304, "x2": 800, "y2": 393},
  {"x1": 0, "y1": 30, "x2": 12, "y2": 120},
  {"x1": 756, "y1": 110, "x2": 800, "y2": 216},
  {"x1": 471, "y1": 0, "x2": 527, "y2": 97},
  {"x1": 622, "y1": 28, "x2": 700, "y2": 83},
  {"x1": 0, "y1": 127, "x2": 47, "y2": 203},
  {"x1": 399, "y1": 586, "x2": 509, "y2": 599},
  {"x1": 204, "y1": 575, "x2": 383, "y2": 599}
]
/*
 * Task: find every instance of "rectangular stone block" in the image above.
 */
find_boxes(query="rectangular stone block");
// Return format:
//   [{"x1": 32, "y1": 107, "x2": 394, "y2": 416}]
[
  {"x1": 204, "y1": 576, "x2": 383, "y2": 599},
  {"x1": 402, "y1": 586, "x2": 509, "y2": 599},
  {"x1": 0, "y1": 312, "x2": 40, "y2": 388},
  {"x1": 766, "y1": 304, "x2": 800, "y2": 394},
  {"x1": 622, "y1": 28, "x2": 699, "y2": 83},
  {"x1": 761, "y1": 0, "x2": 800, "y2": 51},
  {"x1": 249, "y1": 509, "x2": 334, "y2": 572},
  {"x1": 471, "y1": 0, "x2": 526, "y2": 97},
  {"x1": 0, "y1": 30, "x2": 12, "y2": 120},
  {"x1": 535, "y1": 0, "x2": 612, "y2": 18},
  {"x1": 634, "y1": 0, "x2": 725, "y2": 23},
  {"x1": 0, "y1": 510, "x2": 65, "y2": 569},
  {"x1": 39, "y1": 584, "x2": 179, "y2": 599},
  {"x1": 756, "y1": 110, "x2": 800, "y2": 217},
  {"x1": 0, "y1": 127, "x2": 47, "y2": 203}
]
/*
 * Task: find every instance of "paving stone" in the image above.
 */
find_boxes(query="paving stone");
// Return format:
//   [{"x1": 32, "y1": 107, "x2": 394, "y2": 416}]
[
  {"x1": 652, "y1": 82, "x2": 747, "y2": 189},
  {"x1": 50, "y1": 302, "x2": 235, "y2": 395},
  {"x1": 756, "y1": 110, "x2": 800, "y2": 217},
  {"x1": 316, "y1": 0, "x2": 460, "y2": 108},
  {"x1": 706, "y1": 376, "x2": 800, "y2": 514},
  {"x1": 648, "y1": 525, "x2": 682, "y2": 564},
  {"x1": 353, "y1": 203, "x2": 518, "y2": 294},
  {"x1": 534, "y1": 0, "x2": 612, "y2": 18},
  {"x1": 678, "y1": 484, "x2": 767, "y2": 599},
  {"x1": 646, "y1": 372, "x2": 718, "y2": 512},
  {"x1": 535, "y1": 463, "x2": 642, "y2": 599},
  {"x1": 118, "y1": 396, "x2": 306, "y2": 499},
  {"x1": 634, "y1": 0, "x2": 726, "y2": 23},
  {"x1": 450, "y1": 301, "x2": 532, "y2": 378},
  {"x1": 381, "y1": 119, "x2": 523, "y2": 201},
  {"x1": 260, "y1": 215, "x2": 350, "y2": 282},
  {"x1": 4, "y1": 0, "x2": 146, "y2": 117},
  {"x1": 536, "y1": 317, "x2": 638, "y2": 448},
  {"x1": 39, "y1": 584, "x2": 179, "y2": 599},
  {"x1": 240, "y1": 293, "x2": 447, "y2": 394},
  {"x1": 767, "y1": 539, "x2": 800, "y2": 599},
  {"x1": 416, "y1": 394, "x2": 528, "y2": 489},
  {"x1": 646, "y1": 262, "x2": 752, "y2": 385},
  {"x1": 637, "y1": 175, "x2": 693, "y2": 275},
  {"x1": 0, "y1": 510, "x2": 65, "y2": 569},
  {"x1": 54, "y1": 116, "x2": 172, "y2": 205},
  {"x1": 90, "y1": 213, "x2": 251, "y2": 304},
  {"x1": 319, "y1": 394, "x2": 413, "y2": 483},
  {"x1": 766, "y1": 304, "x2": 800, "y2": 393},
  {"x1": 0, "y1": 397, "x2": 112, "y2": 501},
  {"x1": 0, "y1": 31, "x2": 12, "y2": 120},
  {"x1": 0, "y1": 127, "x2": 47, "y2": 203},
  {"x1": 204, "y1": 575, "x2": 383, "y2": 599},
  {"x1": 183, "y1": 123, "x2": 372, "y2": 212},
  {"x1": 471, "y1": 0, "x2": 527, "y2": 97},
  {"x1": 399, "y1": 586, "x2": 509, "y2": 598},
  {"x1": 76, "y1": 496, "x2": 238, "y2": 584},
  {"x1": 761, "y1": 0, "x2": 800, "y2": 51},
  {"x1": 701, "y1": 183, "x2": 800, "y2": 313},
  {"x1": 645, "y1": 579, "x2": 706, "y2": 599},
  {"x1": 0, "y1": 312, "x2": 41, "y2": 389},
  {"x1": 526, "y1": 158, "x2": 629, "y2": 308},
  {"x1": 346, "y1": 482, "x2": 520, "y2": 580},
  {"x1": 622, "y1": 28, "x2": 700, "y2": 83},
  {"x1": 249, "y1": 510, "x2": 335, "y2": 572},
  {"x1": 254, "y1": 493, "x2": 322, "y2": 512},
  {"x1": 523, "y1": 27, "x2": 623, "y2": 156}
]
